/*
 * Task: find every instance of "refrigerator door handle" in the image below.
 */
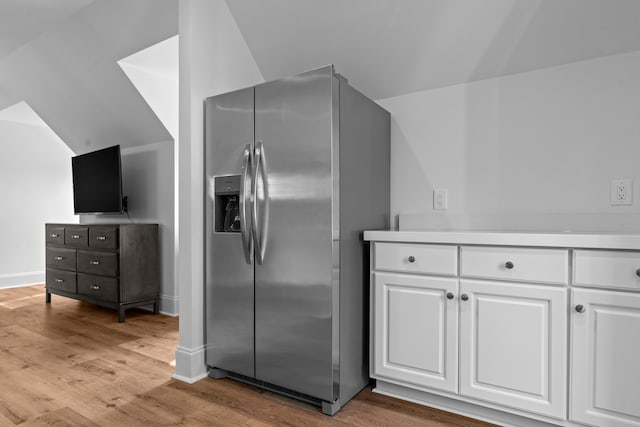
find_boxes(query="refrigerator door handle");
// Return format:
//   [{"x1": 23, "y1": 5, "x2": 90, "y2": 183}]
[
  {"x1": 240, "y1": 144, "x2": 254, "y2": 264},
  {"x1": 252, "y1": 140, "x2": 270, "y2": 265}
]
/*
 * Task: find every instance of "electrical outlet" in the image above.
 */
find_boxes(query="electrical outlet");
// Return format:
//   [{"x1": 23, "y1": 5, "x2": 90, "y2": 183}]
[
  {"x1": 611, "y1": 179, "x2": 632, "y2": 206},
  {"x1": 433, "y1": 189, "x2": 448, "y2": 210}
]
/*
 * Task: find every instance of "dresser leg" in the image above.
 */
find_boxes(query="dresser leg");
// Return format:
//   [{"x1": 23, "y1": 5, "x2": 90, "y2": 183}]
[
  {"x1": 153, "y1": 300, "x2": 160, "y2": 315},
  {"x1": 45, "y1": 291, "x2": 51, "y2": 304},
  {"x1": 118, "y1": 308, "x2": 125, "y2": 323}
]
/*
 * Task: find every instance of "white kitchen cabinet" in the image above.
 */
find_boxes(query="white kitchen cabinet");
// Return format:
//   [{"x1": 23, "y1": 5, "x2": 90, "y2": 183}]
[
  {"x1": 459, "y1": 279, "x2": 567, "y2": 419},
  {"x1": 373, "y1": 271, "x2": 458, "y2": 393},
  {"x1": 365, "y1": 231, "x2": 640, "y2": 427},
  {"x1": 571, "y1": 288, "x2": 640, "y2": 427}
]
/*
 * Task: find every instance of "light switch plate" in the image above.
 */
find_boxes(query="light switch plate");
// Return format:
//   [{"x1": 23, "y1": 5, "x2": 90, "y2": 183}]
[{"x1": 434, "y1": 189, "x2": 448, "y2": 210}]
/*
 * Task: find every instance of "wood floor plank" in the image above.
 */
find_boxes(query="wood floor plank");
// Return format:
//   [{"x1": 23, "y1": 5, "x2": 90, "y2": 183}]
[{"x1": 0, "y1": 285, "x2": 496, "y2": 426}]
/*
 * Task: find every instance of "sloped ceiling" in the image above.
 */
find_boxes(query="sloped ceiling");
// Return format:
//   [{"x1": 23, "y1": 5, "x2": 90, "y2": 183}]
[
  {"x1": 2, "y1": 0, "x2": 640, "y2": 154},
  {"x1": 226, "y1": 0, "x2": 640, "y2": 100},
  {"x1": 0, "y1": 0, "x2": 177, "y2": 154}
]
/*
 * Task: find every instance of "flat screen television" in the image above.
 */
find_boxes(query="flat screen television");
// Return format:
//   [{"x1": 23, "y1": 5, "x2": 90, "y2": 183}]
[{"x1": 72, "y1": 145, "x2": 125, "y2": 214}]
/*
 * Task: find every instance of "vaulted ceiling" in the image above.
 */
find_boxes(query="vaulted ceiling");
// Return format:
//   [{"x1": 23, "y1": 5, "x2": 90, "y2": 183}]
[{"x1": 2, "y1": 0, "x2": 640, "y2": 153}]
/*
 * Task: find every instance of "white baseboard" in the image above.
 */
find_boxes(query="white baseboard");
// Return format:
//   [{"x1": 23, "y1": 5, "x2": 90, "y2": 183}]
[
  {"x1": 159, "y1": 294, "x2": 179, "y2": 316},
  {"x1": 173, "y1": 345, "x2": 207, "y2": 383},
  {"x1": 0, "y1": 271, "x2": 44, "y2": 289}
]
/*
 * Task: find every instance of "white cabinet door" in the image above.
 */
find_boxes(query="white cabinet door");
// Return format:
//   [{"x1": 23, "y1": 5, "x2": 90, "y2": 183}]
[
  {"x1": 571, "y1": 288, "x2": 640, "y2": 427},
  {"x1": 373, "y1": 272, "x2": 458, "y2": 393},
  {"x1": 459, "y1": 279, "x2": 567, "y2": 419}
]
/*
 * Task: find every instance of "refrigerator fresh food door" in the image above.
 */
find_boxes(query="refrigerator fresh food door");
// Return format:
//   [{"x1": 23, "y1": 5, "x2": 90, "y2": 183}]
[
  {"x1": 205, "y1": 87, "x2": 256, "y2": 378},
  {"x1": 254, "y1": 65, "x2": 338, "y2": 402}
]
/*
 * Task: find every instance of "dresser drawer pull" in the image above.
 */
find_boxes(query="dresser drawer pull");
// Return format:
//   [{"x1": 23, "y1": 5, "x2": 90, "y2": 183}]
[
  {"x1": 575, "y1": 304, "x2": 586, "y2": 313},
  {"x1": 91, "y1": 285, "x2": 101, "y2": 290},
  {"x1": 55, "y1": 278, "x2": 64, "y2": 283},
  {"x1": 90, "y1": 261, "x2": 100, "y2": 265},
  {"x1": 636, "y1": 268, "x2": 640, "y2": 278},
  {"x1": 71, "y1": 234, "x2": 81, "y2": 239},
  {"x1": 408, "y1": 256, "x2": 415, "y2": 263},
  {"x1": 460, "y1": 294, "x2": 469, "y2": 301},
  {"x1": 54, "y1": 256, "x2": 64, "y2": 261},
  {"x1": 96, "y1": 236, "x2": 107, "y2": 241},
  {"x1": 446, "y1": 292, "x2": 454, "y2": 300},
  {"x1": 49, "y1": 233, "x2": 59, "y2": 238},
  {"x1": 505, "y1": 261, "x2": 514, "y2": 269}
]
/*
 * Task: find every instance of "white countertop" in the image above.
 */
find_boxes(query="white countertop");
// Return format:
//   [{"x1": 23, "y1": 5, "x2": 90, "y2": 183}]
[{"x1": 363, "y1": 230, "x2": 640, "y2": 250}]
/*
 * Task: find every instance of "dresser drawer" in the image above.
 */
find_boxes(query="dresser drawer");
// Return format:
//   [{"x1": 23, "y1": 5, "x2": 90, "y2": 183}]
[
  {"x1": 65, "y1": 226, "x2": 89, "y2": 248},
  {"x1": 77, "y1": 273, "x2": 118, "y2": 303},
  {"x1": 574, "y1": 250, "x2": 640, "y2": 291},
  {"x1": 77, "y1": 250, "x2": 118, "y2": 276},
  {"x1": 373, "y1": 242, "x2": 458, "y2": 276},
  {"x1": 45, "y1": 225, "x2": 65, "y2": 245},
  {"x1": 45, "y1": 247, "x2": 76, "y2": 271},
  {"x1": 89, "y1": 226, "x2": 118, "y2": 250},
  {"x1": 460, "y1": 246, "x2": 569, "y2": 285},
  {"x1": 46, "y1": 268, "x2": 77, "y2": 293}
]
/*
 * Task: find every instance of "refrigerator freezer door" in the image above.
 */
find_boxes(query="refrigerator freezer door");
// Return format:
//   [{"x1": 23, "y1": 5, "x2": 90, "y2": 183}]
[
  {"x1": 254, "y1": 66, "x2": 338, "y2": 401},
  {"x1": 205, "y1": 87, "x2": 256, "y2": 378}
]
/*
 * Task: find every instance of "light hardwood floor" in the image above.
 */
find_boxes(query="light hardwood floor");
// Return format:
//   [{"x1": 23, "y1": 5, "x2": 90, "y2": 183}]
[{"x1": 0, "y1": 285, "x2": 494, "y2": 426}]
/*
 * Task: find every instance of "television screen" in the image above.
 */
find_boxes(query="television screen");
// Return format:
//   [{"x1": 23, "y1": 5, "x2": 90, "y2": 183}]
[{"x1": 72, "y1": 145, "x2": 124, "y2": 214}]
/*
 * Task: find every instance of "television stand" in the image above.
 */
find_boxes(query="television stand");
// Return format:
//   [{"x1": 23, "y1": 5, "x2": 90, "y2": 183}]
[{"x1": 45, "y1": 223, "x2": 159, "y2": 322}]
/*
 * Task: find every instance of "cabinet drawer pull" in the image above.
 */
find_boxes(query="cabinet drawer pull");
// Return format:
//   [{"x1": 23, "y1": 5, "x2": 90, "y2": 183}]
[
  {"x1": 90, "y1": 261, "x2": 100, "y2": 265},
  {"x1": 460, "y1": 294, "x2": 469, "y2": 301},
  {"x1": 636, "y1": 268, "x2": 640, "y2": 278},
  {"x1": 446, "y1": 292, "x2": 454, "y2": 300},
  {"x1": 50, "y1": 233, "x2": 59, "y2": 238},
  {"x1": 575, "y1": 304, "x2": 586, "y2": 313},
  {"x1": 71, "y1": 234, "x2": 80, "y2": 239},
  {"x1": 505, "y1": 261, "x2": 514, "y2": 269},
  {"x1": 91, "y1": 285, "x2": 100, "y2": 290},
  {"x1": 96, "y1": 236, "x2": 107, "y2": 241},
  {"x1": 55, "y1": 278, "x2": 64, "y2": 283},
  {"x1": 408, "y1": 256, "x2": 415, "y2": 263},
  {"x1": 54, "y1": 256, "x2": 64, "y2": 261}
]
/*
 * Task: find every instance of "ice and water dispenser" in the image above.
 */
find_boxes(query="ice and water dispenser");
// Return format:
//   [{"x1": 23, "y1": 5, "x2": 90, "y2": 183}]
[{"x1": 214, "y1": 175, "x2": 241, "y2": 233}]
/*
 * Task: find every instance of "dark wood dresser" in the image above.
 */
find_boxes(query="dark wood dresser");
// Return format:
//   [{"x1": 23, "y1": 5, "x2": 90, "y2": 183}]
[{"x1": 45, "y1": 223, "x2": 159, "y2": 322}]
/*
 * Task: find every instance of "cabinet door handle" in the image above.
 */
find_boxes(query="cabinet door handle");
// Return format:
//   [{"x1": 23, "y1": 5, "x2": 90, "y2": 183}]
[
  {"x1": 408, "y1": 256, "x2": 415, "y2": 263},
  {"x1": 55, "y1": 278, "x2": 64, "y2": 283},
  {"x1": 96, "y1": 236, "x2": 107, "y2": 241},
  {"x1": 460, "y1": 294, "x2": 469, "y2": 301},
  {"x1": 50, "y1": 233, "x2": 59, "y2": 238},
  {"x1": 446, "y1": 292, "x2": 454, "y2": 300},
  {"x1": 575, "y1": 304, "x2": 586, "y2": 313},
  {"x1": 91, "y1": 285, "x2": 100, "y2": 290},
  {"x1": 90, "y1": 261, "x2": 100, "y2": 265},
  {"x1": 505, "y1": 261, "x2": 514, "y2": 269},
  {"x1": 54, "y1": 256, "x2": 64, "y2": 261},
  {"x1": 71, "y1": 234, "x2": 80, "y2": 239}
]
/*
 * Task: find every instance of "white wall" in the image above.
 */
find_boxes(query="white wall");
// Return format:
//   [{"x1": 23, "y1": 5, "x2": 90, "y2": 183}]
[
  {"x1": 80, "y1": 140, "x2": 176, "y2": 314},
  {"x1": 378, "y1": 50, "x2": 640, "y2": 232},
  {"x1": 175, "y1": 0, "x2": 263, "y2": 382},
  {"x1": 0, "y1": 119, "x2": 76, "y2": 288}
]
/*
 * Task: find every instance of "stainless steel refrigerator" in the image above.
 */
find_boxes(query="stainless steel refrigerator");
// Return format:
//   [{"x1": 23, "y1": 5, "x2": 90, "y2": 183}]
[{"x1": 204, "y1": 65, "x2": 389, "y2": 415}]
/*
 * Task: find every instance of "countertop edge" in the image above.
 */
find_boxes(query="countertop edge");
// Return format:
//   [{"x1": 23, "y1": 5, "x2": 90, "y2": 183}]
[{"x1": 363, "y1": 230, "x2": 640, "y2": 250}]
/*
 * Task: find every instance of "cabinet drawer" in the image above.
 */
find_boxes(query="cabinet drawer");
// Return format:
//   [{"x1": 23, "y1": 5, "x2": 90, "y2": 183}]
[
  {"x1": 574, "y1": 250, "x2": 640, "y2": 291},
  {"x1": 45, "y1": 247, "x2": 76, "y2": 271},
  {"x1": 77, "y1": 250, "x2": 118, "y2": 276},
  {"x1": 77, "y1": 273, "x2": 118, "y2": 303},
  {"x1": 46, "y1": 268, "x2": 77, "y2": 293},
  {"x1": 374, "y1": 243, "x2": 458, "y2": 276},
  {"x1": 45, "y1": 225, "x2": 64, "y2": 245},
  {"x1": 65, "y1": 226, "x2": 88, "y2": 248},
  {"x1": 89, "y1": 226, "x2": 118, "y2": 250},
  {"x1": 460, "y1": 246, "x2": 569, "y2": 285}
]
